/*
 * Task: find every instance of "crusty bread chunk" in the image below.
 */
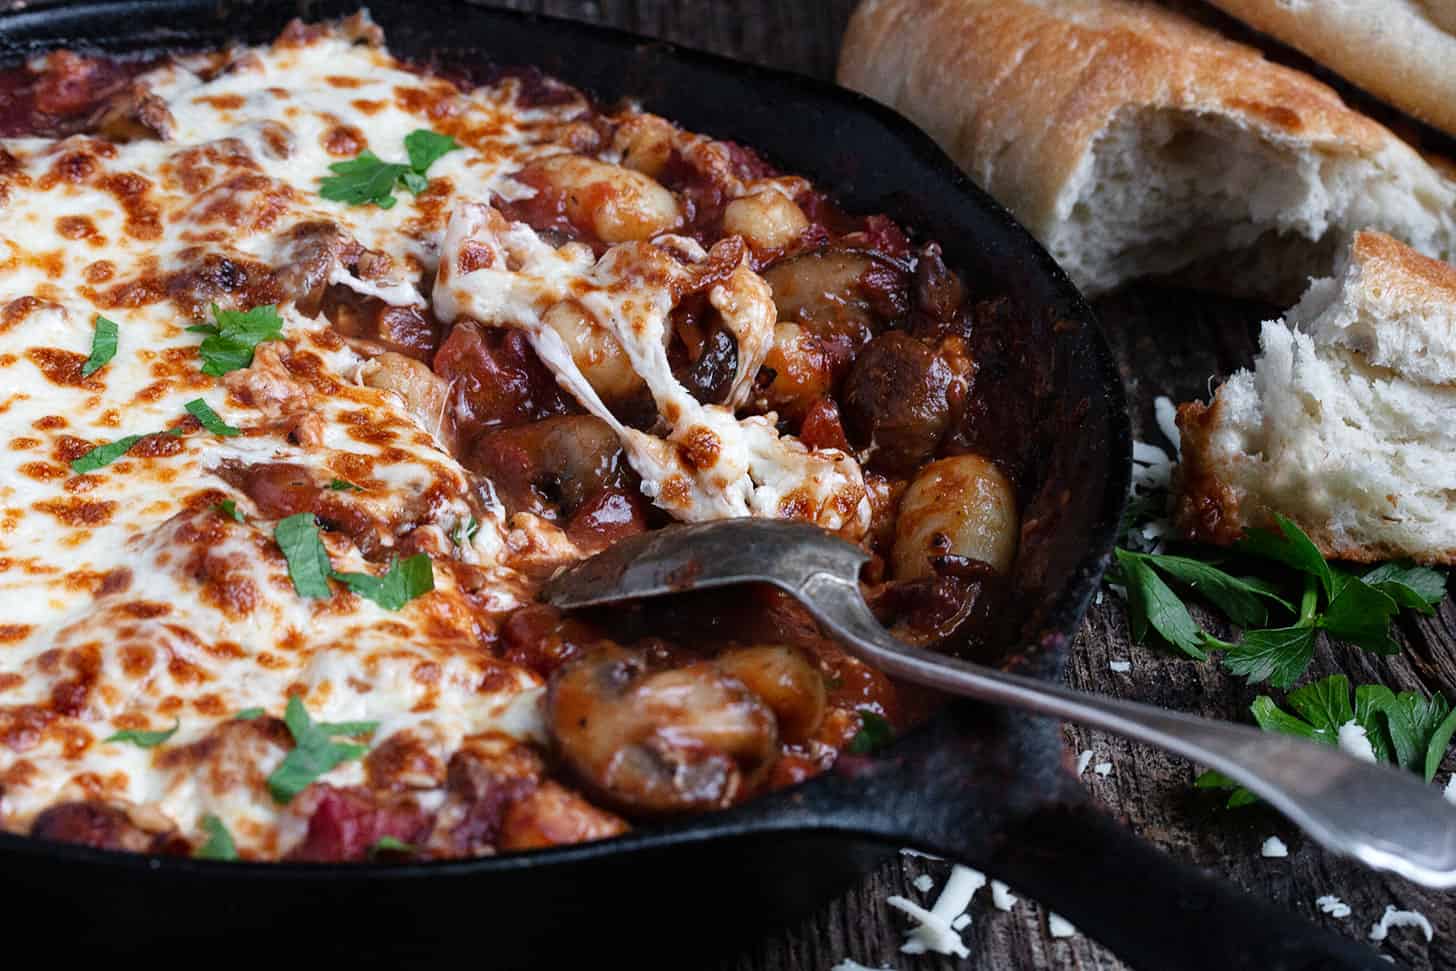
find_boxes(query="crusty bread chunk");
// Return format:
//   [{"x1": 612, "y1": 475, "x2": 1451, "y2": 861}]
[
  {"x1": 1208, "y1": 0, "x2": 1456, "y2": 140},
  {"x1": 1175, "y1": 232, "x2": 1456, "y2": 563},
  {"x1": 838, "y1": 0, "x2": 1456, "y2": 299}
]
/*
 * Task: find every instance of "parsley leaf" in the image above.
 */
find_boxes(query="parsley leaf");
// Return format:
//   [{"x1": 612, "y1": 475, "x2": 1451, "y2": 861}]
[
  {"x1": 274, "y1": 513, "x2": 334, "y2": 599},
  {"x1": 1235, "y1": 514, "x2": 1335, "y2": 600},
  {"x1": 215, "y1": 499, "x2": 245, "y2": 523},
  {"x1": 370, "y1": 835, "x2": 416, "y2": 858},
  {"x1": 332, "y1": 554, "x2": 434, "y2": 611},
  {"x1": 184, "y1": 398, "x2": 241, "y2": 437},
  {"x1": 450, "y1": 516, "x2": 480, "y2": 547},
  {"x1": 267, "y1": 696, "x2": 378, "y2": 804},
  {"x1": 404, "y1": 129, "x2": 459, "y2": 174},
  {"x1": 1362, "y1": 562, "x2": 1447, "y2": 615},
  {"x1": 70, "y1": 433, "x2": 146, "y2": 474},
  {"x1": 188, "y1": 304, "x2": 284, "y2": 377},
  {"x1": 847, "y1": 710, "x2": 894, "y2": 755},
  {"x1": 194, "y1": 814, "x2": 238, "y2": 861},
  {"x1": 1221, "y1": 625, "x2": 1318, "y2": 689},
  {"x1": 1120, "y1": 550, "x2": 1288, "y2": 629},
  {"x1": 1196, "y1": 675, "x2": 1456, "y2": 804},
  {"x1": 1115, "y1": 549, "x2": 1208, "y2": 659},
  {"x1": 327, "y1": 478, "x2": 363, "y2": 492},
  {"x1": 1317, "y1": 571, "x2": 1401, "y2": 655},
  {"x1": 320, "y1": 131, "x2": 459, "y2": 208},
  {"x1": 233, "y1": 707, "x2": 265, "y2": 720},
  {"x1": 105, "y1": 720, "x2": 179, "y2": 749},
  {"x1": 319, "y1": 150, "x2": 409, "y2": 208},
  {"x1": 81, "y1": 315, "x2": 118, "y2": 377}
]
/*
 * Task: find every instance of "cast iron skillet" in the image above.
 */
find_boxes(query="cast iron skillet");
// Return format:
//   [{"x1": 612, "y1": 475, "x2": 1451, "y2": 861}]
[{"x1": 0, "y1": 2, "x2": 1383, "y2": 968}]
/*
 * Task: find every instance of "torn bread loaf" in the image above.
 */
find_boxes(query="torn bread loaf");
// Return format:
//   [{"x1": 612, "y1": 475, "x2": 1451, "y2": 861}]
[
  {"x1": 837, "y1": 0, "x2": 1456, "y2": 299},
  {"x1": 1175, "y1": 231, "x2": 1456, "y2": 564},
  {"x1": 1208, "y1": 0, "x2": 1456, "y2": 140}
]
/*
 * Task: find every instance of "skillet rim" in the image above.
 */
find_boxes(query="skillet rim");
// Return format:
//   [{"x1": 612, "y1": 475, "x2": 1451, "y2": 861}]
[{"x1": 0, "y1": 0, "x2": 1133, "y2": 877}]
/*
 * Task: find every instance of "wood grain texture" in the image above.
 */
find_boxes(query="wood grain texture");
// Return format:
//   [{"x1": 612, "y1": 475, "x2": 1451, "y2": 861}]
[{"x1": 468, "y1": 4, "x2": 1455, "y2": 969}]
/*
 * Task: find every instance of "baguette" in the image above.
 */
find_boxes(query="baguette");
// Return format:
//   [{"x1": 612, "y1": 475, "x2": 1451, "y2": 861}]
[
  {"x1": 1207, "y1": 0, "x2": 1456, "y2": 140},
  {"x1": 1175, "y1": 231, "x2": 1456, "y2": 564},
  {"x1": 837, "y1": 0, "x2": 1456, "y2": 299}
]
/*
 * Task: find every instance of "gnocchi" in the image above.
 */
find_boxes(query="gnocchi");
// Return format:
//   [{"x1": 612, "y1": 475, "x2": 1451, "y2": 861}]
[
  {"x1": 893, "y1": 454, "x2": 1018, "y2": 579},
  {"x1": 529, "y1": 153, "x2": 682, "y2": 243}
]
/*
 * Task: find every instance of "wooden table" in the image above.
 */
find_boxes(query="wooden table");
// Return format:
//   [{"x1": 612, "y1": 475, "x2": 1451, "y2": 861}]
[{"x1": 472, "y1": 2, "x2": 1456, "y2": 969}]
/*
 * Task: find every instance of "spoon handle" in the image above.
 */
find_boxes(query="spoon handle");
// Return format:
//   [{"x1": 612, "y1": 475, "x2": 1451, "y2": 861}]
[{"x1": 800, "y1": 572, "x2": 1456, "y2": 889}]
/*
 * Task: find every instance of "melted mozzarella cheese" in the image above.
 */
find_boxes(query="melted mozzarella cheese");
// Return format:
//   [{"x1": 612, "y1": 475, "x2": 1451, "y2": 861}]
[
  {"x1": 0, "y1": 18, "x2": 595, "y2": 854},
  {"x1": 433, "y1": 202, "x2": 872, "y2": 536}
]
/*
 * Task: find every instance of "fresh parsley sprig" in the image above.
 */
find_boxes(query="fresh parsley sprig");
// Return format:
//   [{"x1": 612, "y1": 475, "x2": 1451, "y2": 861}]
[
  {"x1": 267, "y1": 696, "x2": 379, "y2": 804},
  {"x1": 1115, "y1": 515, "x2": 1446, "y2": 688},
  {"x1": 319, "y1": 129, "x2": 459, "y2": 209},
  {"x1": 1195, "y1": 674, "x2": 1456, "y2": 806},
  {"x1": 187, "y1": 303, "x2": 284, "y2": 377}
]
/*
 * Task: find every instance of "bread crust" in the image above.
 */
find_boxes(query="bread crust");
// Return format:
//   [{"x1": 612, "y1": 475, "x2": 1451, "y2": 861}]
[
  {"x1": 1208, "y1": 0, "x2": 1456, "y2": 139},
  {"x1": 1174, "y1": 231, "x2": 1456, "y2": 565},
  {"x1": 838, "y1": 0, "x2": 1398, "y2": 242}
]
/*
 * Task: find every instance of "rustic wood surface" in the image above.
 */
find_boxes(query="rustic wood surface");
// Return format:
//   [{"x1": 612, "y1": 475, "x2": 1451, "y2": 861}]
[{"x1": 469, "y1": 2, "x2": 1456, "y2": 969}]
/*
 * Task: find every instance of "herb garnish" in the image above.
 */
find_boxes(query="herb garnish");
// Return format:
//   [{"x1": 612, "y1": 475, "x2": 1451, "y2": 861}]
[
  {"x1": 266, "y1": 695, "x2": 379, "y2": 804},
  {"x1": 184, "y1": 398, "x2": 241, "y2": 437},
  {"x1": 369, "y1": 835, "x2": 417, "y2": 858},
  {"x1": 327, "y1": 478, "x2": 363, "y2": 492},
  {"x1": 1115, "y1": 515, "x2": 1445, "y2": 687},
  {"x1": 1195, "y1": 675, "x2": 1456, "y2": 806},
  {"x1": 274, "y1": 513, "x2": 335, "y2": 599},
  {"x1": 233, "y1": 707, "x2": 265, "y2": 721},
  {"x1": 81, "y1": 315, "x2": 118, "y2": 377},
  {"x1": 187, "y1": 304, "x2": 284, "y2": 377},
  {"x1": 450, "y1": 515, "x2": 481, "y2": 547},
  {"x1": 69, "y1": 433, "x2": 148, "y2": 474},
  {"x1": 273, "y1": 513, "x2": 434, "y2": 609},
  {"x1": 216, "y1": 499, "x2": 245, "y2": 523},
  {"x1": 194, "y1": 814, "x2": 238, "y2": 861},
  {"x1": 333, "y1": 554, "x2": 435, "y2": 611},
  {"x1": 319, "y1": 129, "x2": 459, "y2": 208},
  {"x1": 847, "y1": 710, "x2": 893, "y2": 755},
  {"x1": 105, "y1": 720, "x2": 179, "y2": 749}
]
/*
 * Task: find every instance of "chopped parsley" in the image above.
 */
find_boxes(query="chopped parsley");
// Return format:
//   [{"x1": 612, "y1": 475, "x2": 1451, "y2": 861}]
[
  {"x1": 274, "y1": 513, "x2": 334, "y2": 599},
  {"x1": 273, "y1": 514, "x2": 434, "y2": 610},
  {"x1": 320, "y1": 129, "x2": 459, "y2": 208},
  {"x1": 215, "y1": 499, "x2": 245, "y2": 523},
  {"x1": 450, "y1": 516, "x2": 481, "y2": 547},
  {"x1": 1196, "y1": 675, "x2": 1456, "y2": 806},
  {"x1": 193, "y1": 814, "x2": 238, "y2": 861},
  {"x1": 333, "y1": 554, "x2": 435, "y2": 611},
  {"x1": 1114, "y1": 515, "x2": 1446, "y2": 688},
  {"x1": 267, "y1": 695, "x2": 379, "y2": 804},
  {"x1": 81, "y1": 315, "x2": 118, "y2": 377},
  {"x1": 184, "y1": 398, "x2": 241, "y2": 437},
  {"x1": 187, "y1": 303, "x2": 284, "y2": 377},
  {"x1": 847, "y1": 710, "x2": 893, "y2": 755},
  {"x1": 233, "y1": 707, "x2": 265, "y2": 721},
  {"x1": 327, "y1": 478, "x2": 363, "y2": 492},
  {"x1": 104, "y1": 720, "x2": 179, "y2": 749},
  {"x1": 369, "y1": 835, "x2": 417, "y2": 858},
  {"x1": 69, "y1": 434, "x2": 147, "y2": 474}
]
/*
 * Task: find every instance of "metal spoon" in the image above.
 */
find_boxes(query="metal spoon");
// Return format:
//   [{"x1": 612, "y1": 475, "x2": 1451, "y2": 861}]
[{"x1": 541, "y1": 517, "x2": 1456, "y2": 888}]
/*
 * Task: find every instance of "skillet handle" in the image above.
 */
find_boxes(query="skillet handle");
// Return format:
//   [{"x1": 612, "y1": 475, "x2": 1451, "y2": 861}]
[
  {"x1": 768, "y1": 700, "x2": 1387, "y2": 971},
  {"x1": 963, "y1": 801, "x2": 1387, "y2": 971}
]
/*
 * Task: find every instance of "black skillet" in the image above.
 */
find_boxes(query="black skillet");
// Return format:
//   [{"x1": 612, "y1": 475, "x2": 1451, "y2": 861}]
[{"x1": 0, "y1": 2, "x2": 1384, "y2": 967}]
